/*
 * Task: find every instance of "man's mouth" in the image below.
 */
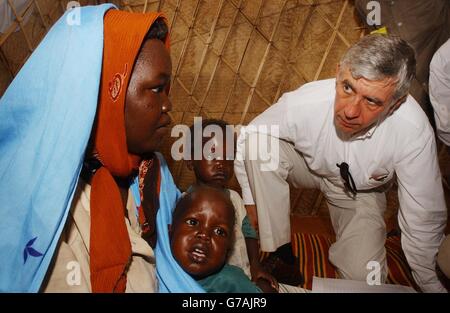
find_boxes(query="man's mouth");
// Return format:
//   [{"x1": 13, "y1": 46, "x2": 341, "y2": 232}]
[{"x1": 337, "y1": 115, "x2": 358, "y2": 129}]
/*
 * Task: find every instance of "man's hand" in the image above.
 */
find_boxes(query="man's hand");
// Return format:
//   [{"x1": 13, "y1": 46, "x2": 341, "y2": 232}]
[
  {"x1": 245, "y1": 204, "x2": 259, "y2": 230},
  {"x1": 254, "y1": 277, "x2": 278, "y2": 293},
  {"x1": 250, "y1": 261, "x2": 279, "y2": 291}
]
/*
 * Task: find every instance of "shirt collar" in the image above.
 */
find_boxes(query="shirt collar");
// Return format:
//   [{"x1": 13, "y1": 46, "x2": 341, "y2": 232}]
[{"x1": 351, "y1": 122, "x2": 379, "y2": 141}]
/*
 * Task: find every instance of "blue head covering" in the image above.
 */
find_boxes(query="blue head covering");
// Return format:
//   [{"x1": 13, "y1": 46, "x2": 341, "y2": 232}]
[
  {"x1": 0, "y1": 4, "x2": 115, "y2": 292},
  {"x1": 154, "y1": 153, "x2": 205, "y2": 293}
]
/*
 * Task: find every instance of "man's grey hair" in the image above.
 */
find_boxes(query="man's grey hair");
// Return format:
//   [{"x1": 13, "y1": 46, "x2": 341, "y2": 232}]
[{"x1": 339, "y1": 34, "x2": 416, "y2": 101}]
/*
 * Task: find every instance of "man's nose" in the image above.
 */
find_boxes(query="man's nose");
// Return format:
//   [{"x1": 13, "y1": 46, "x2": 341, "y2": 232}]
[{"x1": 344, "y1": 96, "x2": 362, "y2": 119}]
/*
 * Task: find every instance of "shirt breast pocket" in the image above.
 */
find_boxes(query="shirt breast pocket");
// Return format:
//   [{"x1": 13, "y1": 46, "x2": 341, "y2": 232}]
[{"x1": 367, "y1": 168, "x2": 394, "y2": 187}]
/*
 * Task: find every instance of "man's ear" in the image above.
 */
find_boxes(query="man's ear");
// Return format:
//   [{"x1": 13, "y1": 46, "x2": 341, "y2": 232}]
[
  {"x1": 388, "y1": 95, "x2": 407, "y2": 116},
  {"x1": 187, "y1": 160, "x2": 194, "y2": 171}
]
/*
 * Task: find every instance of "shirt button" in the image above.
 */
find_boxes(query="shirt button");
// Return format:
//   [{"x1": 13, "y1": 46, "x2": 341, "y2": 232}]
[
  {"x1": 390, "y1": 1, "x2": 395, "y2": 5},
  {"x1": 397, "y1": 22, "x2": 403, "y2": 27}
]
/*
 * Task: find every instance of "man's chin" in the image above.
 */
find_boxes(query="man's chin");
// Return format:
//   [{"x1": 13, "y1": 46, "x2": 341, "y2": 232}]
[{"x1": 335, "y1": 124, "x2": 355, "y2": 141}]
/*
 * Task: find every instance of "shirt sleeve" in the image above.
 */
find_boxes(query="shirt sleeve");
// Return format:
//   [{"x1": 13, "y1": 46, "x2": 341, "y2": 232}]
[
  {"x1": 234, "y1": 128, "x2": 255, "y2": 204},
  {"x1": 429, "y1": 39, "x2": 450, "y2": 146},
  {"x1": 395, "y1": 130, "x2": 447, "y2": 292},
  {"x1": 241, "y1": 215, "x2": 258, "y2": 239},
  {"x1": 234, "y1": 93, "x2": 294, "y2": 205}
]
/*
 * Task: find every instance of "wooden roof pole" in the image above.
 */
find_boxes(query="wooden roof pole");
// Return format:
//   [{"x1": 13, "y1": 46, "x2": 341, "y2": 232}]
[
  {"x1": 239, "y1": 0, "x2": 287, "y2": 125},
  {"x1": 216, "y1": 0, "x2": 266, "y2": 122},
  {"x1": 313, "y1": 0, "x2": 348, "y2": 81},
  {"x1": 179, "y1": 0, "x2": 226, "y2": 124},
  {"x1": 6, "y1": 0, "x2": 34, "y2": 53},
  {"x1": 305, "y1": 0, "x2": 351, "y2": 48},
  {"x1": 33, "y1": 0, "x2": 49, "y2": 30},
  {"x1": 272, "y1": 4, "x2": 316, "y2": 102}
]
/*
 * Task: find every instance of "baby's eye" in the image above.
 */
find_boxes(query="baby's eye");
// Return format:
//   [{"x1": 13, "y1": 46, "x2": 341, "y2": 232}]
[
  {"x1": 185, "y1": 218, "x2": 198, "y2": 226},
  {"x1": 214, "y1": 227, "x2": 227, "y2": 237}
]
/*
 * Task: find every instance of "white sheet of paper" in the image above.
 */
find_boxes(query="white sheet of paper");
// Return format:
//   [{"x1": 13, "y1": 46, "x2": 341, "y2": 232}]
[{"x1": 312, "y1": 277, "x2": 416, "y2": 293}]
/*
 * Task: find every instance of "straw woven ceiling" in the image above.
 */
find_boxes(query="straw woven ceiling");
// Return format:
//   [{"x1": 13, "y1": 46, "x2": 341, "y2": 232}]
[{"x1": 1, "y1": 0, "x2": 425, "y2": 220}]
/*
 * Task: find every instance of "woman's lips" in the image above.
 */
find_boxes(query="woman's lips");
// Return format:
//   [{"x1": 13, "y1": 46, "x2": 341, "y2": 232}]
[{"x1": 158, "y1": 114, "x2": 172, "y2": 129}]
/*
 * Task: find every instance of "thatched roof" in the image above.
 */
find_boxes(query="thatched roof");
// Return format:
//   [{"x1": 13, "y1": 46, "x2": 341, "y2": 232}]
[{"x1": 4, "y1": 0, "x2": 439, "y2": 222}]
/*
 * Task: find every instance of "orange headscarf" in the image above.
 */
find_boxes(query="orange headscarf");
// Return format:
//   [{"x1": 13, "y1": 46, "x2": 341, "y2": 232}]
[{"x1": 90, "y1": 9, "x2": 169, "y2": 293}]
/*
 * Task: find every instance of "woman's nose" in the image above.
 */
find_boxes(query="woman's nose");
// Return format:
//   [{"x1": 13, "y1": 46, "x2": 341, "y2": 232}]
[{"x1": 162, "y1": 94, "x2": 172, "y2": 113}]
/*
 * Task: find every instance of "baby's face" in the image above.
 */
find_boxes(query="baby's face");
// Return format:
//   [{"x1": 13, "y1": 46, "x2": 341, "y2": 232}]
[{"x1": 170, "y1": 190, "x2": 234, "y2": 278}]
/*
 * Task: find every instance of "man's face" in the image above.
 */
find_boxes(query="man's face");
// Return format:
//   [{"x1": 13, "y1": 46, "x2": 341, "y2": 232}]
[
  {"x1": 170, "y1": 191, "x2": 234, "y2": 279},
  {"x1": 125, "y1": 39, "x2": 172, "y2": 158},
  {"x1": 334, "y1": 66, "x2": 400, "y2": 137},
  {"x1": 189, "y1": 135, "x2": 235, "y2": 188}
]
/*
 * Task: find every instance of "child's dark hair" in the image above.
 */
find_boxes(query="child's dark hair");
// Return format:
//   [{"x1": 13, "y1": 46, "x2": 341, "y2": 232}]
[
  {"x1": 188, "y1": 119, "x2": 231, "y2": 157},
  {"x1": 145, "y1": 17, "x2": 169, "y2": 42}
]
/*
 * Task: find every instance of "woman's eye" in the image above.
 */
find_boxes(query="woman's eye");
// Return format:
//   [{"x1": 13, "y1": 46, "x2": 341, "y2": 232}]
[
  {"x1": 186, "y1": 218, "x2": 198, "y2": 226},
  {"x1": 214, "y1": 227, "x2": 227, "y2": 237},
  {"x1": 151, "y1": 86, "x2": 165, "y2": 93}
]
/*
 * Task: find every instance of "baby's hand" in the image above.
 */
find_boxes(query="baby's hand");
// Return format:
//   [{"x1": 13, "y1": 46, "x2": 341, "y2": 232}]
[{"x1": 250, "y1": 262, "x2": 279, "y2": 291}]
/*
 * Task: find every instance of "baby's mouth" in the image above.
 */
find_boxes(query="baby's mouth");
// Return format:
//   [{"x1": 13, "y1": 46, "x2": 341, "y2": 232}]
[
  {"x1": 189, "y1": 244, "x2": 208, "y2": 263},
  {"x1": 213, "y1": 173, "x2": 225, "y2": 180}
]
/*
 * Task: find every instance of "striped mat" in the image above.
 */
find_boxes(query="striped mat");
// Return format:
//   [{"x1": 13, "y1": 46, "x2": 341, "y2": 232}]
[{"x1": 260, "y1": 233, "x2": 419, "y2": 291}]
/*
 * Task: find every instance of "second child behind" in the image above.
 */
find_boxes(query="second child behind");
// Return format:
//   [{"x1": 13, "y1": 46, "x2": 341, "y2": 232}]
[{"x1": 186, "y1": 119, "x2": 277, "y2": 290}]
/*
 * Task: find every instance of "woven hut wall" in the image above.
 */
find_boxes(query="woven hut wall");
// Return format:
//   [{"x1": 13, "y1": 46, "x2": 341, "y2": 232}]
[{"x1": 1, "y1": 0, "x2": 420, "y2": 223}]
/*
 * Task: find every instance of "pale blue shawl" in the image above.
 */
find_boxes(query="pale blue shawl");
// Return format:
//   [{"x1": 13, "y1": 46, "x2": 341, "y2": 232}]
[
  {"x1": 0, "y1": 4, "x2": 115, "y2": 292},
  {"x1": 155, "y1": 153, "x2": 205, "y2": 293}
]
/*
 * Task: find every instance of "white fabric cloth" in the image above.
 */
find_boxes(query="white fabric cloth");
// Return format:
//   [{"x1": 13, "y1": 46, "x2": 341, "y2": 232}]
[
  {"x1": 430, "y1": 38, "x2": 450, "y2": 146},
  {"x1": 42, "y1": 180, "x2": 157, "y2": 292},
  {"x1": 227, "y1": 189, "x2": 252, "y2": 278},
  {"x1": 234, "y1": 79, "x2": 448, "y2": 292}
]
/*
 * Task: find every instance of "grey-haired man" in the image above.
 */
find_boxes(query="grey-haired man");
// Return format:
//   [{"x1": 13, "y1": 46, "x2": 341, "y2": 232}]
[{"x1": 235, "y1": 35, "x2": 448, "y2": 292}]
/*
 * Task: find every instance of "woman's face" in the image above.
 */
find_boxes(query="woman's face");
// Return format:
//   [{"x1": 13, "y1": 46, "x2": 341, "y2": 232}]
[{"x1": 125, "y1": 39, "x2": 172, "y2": 158}]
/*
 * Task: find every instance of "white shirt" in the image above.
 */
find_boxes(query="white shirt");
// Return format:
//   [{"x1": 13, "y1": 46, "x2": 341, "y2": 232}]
[
  {"x1": 234, "y1": 79, "x2": 447, "y2": 292},
  {"x1": 430, "y1": 38, "x2": 450, "y2": 146}
]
